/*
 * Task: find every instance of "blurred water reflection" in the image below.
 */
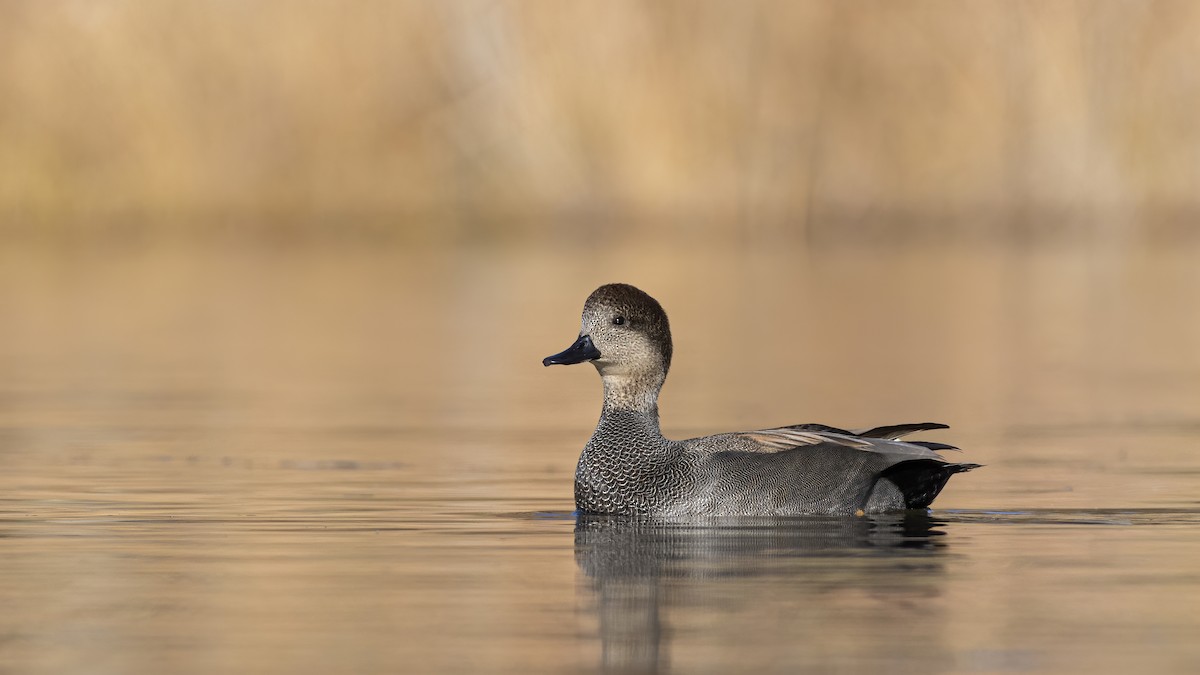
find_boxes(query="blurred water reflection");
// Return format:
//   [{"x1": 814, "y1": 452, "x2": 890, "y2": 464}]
[{"x1": 575, "y1": 513, "x2": 951, "y2": 673}]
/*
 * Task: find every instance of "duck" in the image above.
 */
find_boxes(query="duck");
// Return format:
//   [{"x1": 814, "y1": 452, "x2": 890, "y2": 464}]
[{"x1": 543, "y1": 283, "x2": 977, "y2": 517}]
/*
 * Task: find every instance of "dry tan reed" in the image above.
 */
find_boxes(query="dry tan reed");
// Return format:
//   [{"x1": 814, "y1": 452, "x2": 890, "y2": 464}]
[{"x1": 2, "y1": 1, "x2": 1199, "y2": 242}]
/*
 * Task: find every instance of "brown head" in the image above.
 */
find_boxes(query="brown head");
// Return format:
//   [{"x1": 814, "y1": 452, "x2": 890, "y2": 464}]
[{"x1": 543, "y1": 283, "x2": 673, "y2": 410}]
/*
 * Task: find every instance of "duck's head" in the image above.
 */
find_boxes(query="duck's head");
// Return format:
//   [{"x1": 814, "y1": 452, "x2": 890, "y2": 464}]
[{"x1": 543, "y1": 283, "x2": 673, "y2": 387}]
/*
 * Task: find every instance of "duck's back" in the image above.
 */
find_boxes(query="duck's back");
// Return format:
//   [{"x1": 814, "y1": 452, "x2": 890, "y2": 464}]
[
  {"x1": 656, "y1": 427, "x2": 975, "y2": 517},
  {"x1": 662, "y1": 436, "x2": 887, "y2": 516}
]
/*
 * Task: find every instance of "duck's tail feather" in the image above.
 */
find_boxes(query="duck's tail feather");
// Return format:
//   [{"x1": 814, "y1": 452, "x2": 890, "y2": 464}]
[
  {"x1": 854, "y1": 422, "x2": 950, "y2": 440},
  {"x1": 879, "y1": 459, "x2": 981, "y2": 510},
  {"x1": 906, "y1": 440, "x2": 961, "y2": 453}
]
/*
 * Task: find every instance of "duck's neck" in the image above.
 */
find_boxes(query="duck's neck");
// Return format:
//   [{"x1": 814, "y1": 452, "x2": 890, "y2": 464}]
[{"x1": 590, "y1": 373, "x2": 668, "y2": 446}]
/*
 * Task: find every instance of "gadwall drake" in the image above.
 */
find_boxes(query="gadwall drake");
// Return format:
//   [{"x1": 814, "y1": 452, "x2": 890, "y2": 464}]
[{"x1": 544, "y1": 283, "x2": 977, "y2": 517}]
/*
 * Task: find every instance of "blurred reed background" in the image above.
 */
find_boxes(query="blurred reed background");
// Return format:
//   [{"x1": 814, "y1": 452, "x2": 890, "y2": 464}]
[{"x1": 4, "y1": 0, "x2": 1200, "y2": 246}]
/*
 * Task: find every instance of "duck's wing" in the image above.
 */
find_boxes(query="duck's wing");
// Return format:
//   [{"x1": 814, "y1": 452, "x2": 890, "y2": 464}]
[
  {"x1": 768, "y1": 421, "x2": 959, "y2": 450},
  {"x1": 768, "y1": 421, "x2": 951, "y2": 441},
  {"x1": 731, "y1": 426, "x2": 948, "y2": 462}
]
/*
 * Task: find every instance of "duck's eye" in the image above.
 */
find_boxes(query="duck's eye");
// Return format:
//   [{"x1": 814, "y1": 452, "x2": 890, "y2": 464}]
[{"x1": 612, "y1": 316, "x2": 625, "y2": 326}]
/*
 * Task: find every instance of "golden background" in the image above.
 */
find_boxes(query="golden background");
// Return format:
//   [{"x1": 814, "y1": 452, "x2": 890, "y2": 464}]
[{"x1": 5, "y1": 1, "x2": 1199, "y2": 244}]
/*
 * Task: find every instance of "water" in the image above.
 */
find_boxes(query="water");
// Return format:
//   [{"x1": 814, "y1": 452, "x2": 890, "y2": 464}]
[{"x1": 1, "y1": 240, "x2": 1199, "y2": 674}]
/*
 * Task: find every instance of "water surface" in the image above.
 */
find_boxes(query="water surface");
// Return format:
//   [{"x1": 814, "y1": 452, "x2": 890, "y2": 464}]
[{"x1": 1, "y1": 240, "x2": 1198, "y2": 673}]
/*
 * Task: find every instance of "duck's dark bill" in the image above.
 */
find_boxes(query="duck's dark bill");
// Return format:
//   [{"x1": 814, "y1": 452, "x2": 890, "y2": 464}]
[{"x1": 543, "y1": 334, "x2": 601, "y2": 366}]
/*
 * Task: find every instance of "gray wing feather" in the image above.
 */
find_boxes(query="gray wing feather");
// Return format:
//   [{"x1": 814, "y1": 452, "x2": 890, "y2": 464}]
[{"x1": 731, "y1": 427, "x2": 946, "y2": 462}]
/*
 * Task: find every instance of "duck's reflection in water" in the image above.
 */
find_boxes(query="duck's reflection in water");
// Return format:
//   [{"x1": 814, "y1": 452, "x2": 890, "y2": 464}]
[{"x1": 574, "y1": 513, "x2": 953, "y2": 674}]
